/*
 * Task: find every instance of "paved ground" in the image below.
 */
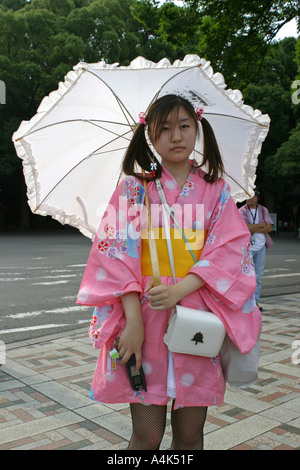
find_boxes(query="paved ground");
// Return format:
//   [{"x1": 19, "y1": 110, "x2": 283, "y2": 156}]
[{"x1": 0, "y1": 294, "x2": 299, "y2": 451}]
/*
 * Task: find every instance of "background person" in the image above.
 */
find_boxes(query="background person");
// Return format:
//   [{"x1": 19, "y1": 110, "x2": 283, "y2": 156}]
[{"x1": 239, "y1": 189, "x2": 273, "y2": 310}]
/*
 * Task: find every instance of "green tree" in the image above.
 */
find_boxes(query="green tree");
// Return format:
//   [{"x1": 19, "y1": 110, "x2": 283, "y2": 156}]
[
  {"x1": 242, "y1": 38, "x2": 298, "y2": 225},
  {"x1": 30, "y1": 0, "x2": 74, "y2": 16},
  {"x1": 0, "y1": 0, "x2": 30, "y2": 11},
  {"x1": 133, "y1": 0, "x2": 299, "y2": 87},
  {"x1": 262, "y1": 37, "x2": 300, "y2": 230},
  {"x1": 269, "y1": 123, "x2": 300, "y2": 179},
  {"x1": 0, "y1": 0, "x2": 158, "y2": 229}
]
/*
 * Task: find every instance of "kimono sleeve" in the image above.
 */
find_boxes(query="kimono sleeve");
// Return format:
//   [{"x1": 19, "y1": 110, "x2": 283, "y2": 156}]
[
  {"x1": 189, "y1": 181, "x2": 257, "y2": 310},
  {"x1": 77, "y1": 177, "x2": 145, "y2": 307}
]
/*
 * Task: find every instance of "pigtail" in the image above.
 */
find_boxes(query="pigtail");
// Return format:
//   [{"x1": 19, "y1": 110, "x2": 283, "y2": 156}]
[
  {"x1": 122, "y1": 124, "x2": 162, "y2": 181},
  {"x1": 200, "y1": 117, "x2": 224, "y2": 183}
]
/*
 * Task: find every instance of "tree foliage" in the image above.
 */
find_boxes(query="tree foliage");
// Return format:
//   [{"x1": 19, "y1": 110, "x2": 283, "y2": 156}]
[
  {"x1": 132, "y1": 0, "x2": 299, "y2": 87},
  {"x1": 240, "y1": 37, "x2": 298, "y2": 219}
]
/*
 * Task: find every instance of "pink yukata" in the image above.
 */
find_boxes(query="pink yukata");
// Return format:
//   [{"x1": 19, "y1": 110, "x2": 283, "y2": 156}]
[{"x1": 77, "y1": 166, "x2": 261, "y2": 410}]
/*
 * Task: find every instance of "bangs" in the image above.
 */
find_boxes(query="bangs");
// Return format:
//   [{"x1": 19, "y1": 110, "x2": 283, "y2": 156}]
[
  {"x1": 147, "y1": 95, "x2": 198, "y2": 141},
  {"x1": 151, "y1": 106, "x2": 181, "y2": 141}
]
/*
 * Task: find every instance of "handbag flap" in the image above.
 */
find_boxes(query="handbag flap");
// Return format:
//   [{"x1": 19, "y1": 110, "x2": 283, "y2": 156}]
[{"x1": 164, "y1": 305, "x2": 226, "y2": 357}]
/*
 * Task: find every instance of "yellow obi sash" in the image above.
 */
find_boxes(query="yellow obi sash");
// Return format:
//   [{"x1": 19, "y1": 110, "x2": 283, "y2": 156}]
[{"x1": 141, "y1": 228, "x2": 206, "y2": 278}]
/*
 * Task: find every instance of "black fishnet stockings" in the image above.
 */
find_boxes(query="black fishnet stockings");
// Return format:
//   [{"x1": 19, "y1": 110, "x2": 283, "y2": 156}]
[
  {"x1": 170, "y1": 403, "x2": 207, "y2": 450},
  {"x1": 128, "y1": 403, "x2": 167, "y2": 450},
  {"x1": 128, "y1": 402, "x2": 207, "y2": 450}
]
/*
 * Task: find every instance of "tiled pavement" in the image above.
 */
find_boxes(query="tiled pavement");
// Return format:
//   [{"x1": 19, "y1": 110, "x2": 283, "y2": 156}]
[{"x1": 0, "y1": 294, "x2": 299, "y2": 451}]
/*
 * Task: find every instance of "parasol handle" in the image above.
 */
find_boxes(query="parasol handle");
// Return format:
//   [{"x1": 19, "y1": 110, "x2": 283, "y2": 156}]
[{"x1": 142, "y1": 170, "x2": 161, "y2": 287}]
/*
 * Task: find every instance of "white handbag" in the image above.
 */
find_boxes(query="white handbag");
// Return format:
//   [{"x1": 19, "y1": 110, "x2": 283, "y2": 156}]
[
  {"x1": 155, "y1": 180, "x2": 226, "y2": 358},
  {"x1": 165, "y1": 305, "x2": 227, "y2": 357}
]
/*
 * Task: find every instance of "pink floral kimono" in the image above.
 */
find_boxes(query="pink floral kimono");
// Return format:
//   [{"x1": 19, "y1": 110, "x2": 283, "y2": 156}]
[{"x1": 77, "y1": 166, "x2": 261, "y2": 409}]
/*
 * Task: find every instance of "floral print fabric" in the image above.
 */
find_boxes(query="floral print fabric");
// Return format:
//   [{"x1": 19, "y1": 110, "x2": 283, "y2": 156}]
[{"x1": 77, "y1": 166, "x2": 261, "y2": 409}]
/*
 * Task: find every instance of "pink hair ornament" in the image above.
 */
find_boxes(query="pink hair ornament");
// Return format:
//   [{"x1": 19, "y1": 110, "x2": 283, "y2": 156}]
[
  {"x1": 139, "y1": 112, "x2": 147, "y2": 125},
  {"x1": 196, "y1": 107, "x2": 204, "y2": 121}
]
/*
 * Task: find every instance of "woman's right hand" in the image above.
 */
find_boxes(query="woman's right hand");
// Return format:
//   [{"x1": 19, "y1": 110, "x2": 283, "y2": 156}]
[{"x1": 118, "y1": 317, "x2": 144, "y2": 371}]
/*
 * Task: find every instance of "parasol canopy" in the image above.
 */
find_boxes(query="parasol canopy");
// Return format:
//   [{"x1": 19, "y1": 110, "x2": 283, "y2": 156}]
[{"x1": 12, "y1": 55, "x2": 270, "y2": 239}]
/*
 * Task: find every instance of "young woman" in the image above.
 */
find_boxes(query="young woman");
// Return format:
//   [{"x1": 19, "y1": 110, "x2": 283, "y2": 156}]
[{"x1": 77, "y1": 95, "x2": 261, "y2": 450}]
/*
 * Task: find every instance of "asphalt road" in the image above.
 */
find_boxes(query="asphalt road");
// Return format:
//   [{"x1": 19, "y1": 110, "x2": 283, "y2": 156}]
[
  {"x1": 0, "y1": 232, "x2": 92, "y2": 345},
  {"x1": 0, "y1": 231, "x2": 299, "y2": 345}
]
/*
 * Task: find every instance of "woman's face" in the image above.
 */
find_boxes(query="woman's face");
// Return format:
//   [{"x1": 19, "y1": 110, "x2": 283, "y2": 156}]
[{"x1": 150, "y1": 106, "x2": 197, "y2": 167}]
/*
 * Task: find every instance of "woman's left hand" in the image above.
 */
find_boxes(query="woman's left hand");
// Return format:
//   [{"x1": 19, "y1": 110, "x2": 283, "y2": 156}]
[{"x1": 145, "y1": 281, "x2": 179, "y2": 310}]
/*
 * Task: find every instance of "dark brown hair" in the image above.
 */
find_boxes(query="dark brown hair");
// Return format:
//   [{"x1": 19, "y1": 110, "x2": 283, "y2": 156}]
[{"x1": 122, "y1": 94, "x2": 224, "y2": 183}]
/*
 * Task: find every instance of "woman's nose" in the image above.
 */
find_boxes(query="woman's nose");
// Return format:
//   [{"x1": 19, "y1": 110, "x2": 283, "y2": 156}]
[{"x1": 171, "y1": 125, "x2": 182, "y2": 141}]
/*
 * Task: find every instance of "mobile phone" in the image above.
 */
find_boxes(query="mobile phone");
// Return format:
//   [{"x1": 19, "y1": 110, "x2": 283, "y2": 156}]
[{"x1": 126, "y1": 354, "x2": 147, "y2": 392}]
